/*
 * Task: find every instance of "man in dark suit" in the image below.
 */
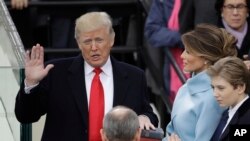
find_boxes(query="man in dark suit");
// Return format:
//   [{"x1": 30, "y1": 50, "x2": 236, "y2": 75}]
[
  {"x1": 207, "y1": 56, "x2": 250, "y2": 141},
  {"x1": 15, "y1": 11, "x2": 158, "y2": 141}
]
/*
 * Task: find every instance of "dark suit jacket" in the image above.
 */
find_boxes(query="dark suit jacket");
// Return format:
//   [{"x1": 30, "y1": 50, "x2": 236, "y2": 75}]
[
  {"x1": 15, "y1": 55, "x2": 158, "y2": 141},
  {"x1": 211, "y1": 97, "x2": 250, "y2": 141}
]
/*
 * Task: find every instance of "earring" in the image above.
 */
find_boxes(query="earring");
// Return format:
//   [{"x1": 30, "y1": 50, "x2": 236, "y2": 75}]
[
  {"x1": 204, "y1": 61, "x2": 208, "y2": 65},
  {"x1": 221, "y1": 14, "x2": 224, "y2": 18}
]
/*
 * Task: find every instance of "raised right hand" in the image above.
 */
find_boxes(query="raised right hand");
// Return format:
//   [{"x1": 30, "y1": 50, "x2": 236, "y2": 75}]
[{"x1": 25, "y1": 44, "x2": 54, "y2": 86}]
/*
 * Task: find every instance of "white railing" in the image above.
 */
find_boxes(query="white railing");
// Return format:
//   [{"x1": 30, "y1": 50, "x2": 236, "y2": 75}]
[{"x1": 0, "y1": 0, "x2": 25, "y2": 140}]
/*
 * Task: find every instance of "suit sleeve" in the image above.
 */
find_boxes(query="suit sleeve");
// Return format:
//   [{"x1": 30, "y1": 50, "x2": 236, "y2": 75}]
[
  {"x1": 140, "y1": 72, "x2": 159, "y2": 127},
  {"x1": 15, "y1": 79, "x2": 48, "y2": 123}
]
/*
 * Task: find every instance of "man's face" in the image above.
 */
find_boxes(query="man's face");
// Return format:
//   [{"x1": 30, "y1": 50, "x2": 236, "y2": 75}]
[
  {"x1": 222, "y1": 0, "x2": 248, "y2": 31},
  {"x1": 77, "y1": 26, "x2": 114, "y2": 67}
]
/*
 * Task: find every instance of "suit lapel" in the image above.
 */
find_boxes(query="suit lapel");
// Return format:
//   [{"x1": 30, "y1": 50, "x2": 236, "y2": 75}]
[
  {"x1": 220, "y1": 113, "x2": 239, "y2": 140},
  {"x1": 68, "y1": 55, "x2": 88, "y2": 127},
  {"x1": 220, "y1": 98, "x2": 250, "y2": 140},
  {"x1": 111, "y1": 57, "x2": 129, "y2": 107}
]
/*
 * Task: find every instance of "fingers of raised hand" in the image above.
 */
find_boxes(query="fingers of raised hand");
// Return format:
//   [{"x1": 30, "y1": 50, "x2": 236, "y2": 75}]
[
  {"x1": 31, "y1": 44, "x2": 43, "y2": 61},
  {"x1": 25, "y1": 44, "x2": 44, "y2": 67},
  {"x1": 25, "y1": 50, "x2": 30, "y2": 62}
]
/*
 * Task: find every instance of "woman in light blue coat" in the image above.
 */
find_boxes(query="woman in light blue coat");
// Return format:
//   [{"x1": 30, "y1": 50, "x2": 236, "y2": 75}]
[{"x1": 164, "y1": 24, "x2": 238, "y2": 141}]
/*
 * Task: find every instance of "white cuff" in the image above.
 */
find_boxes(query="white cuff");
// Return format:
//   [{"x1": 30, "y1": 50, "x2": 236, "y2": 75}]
[{"x1": 24, "y1": 79, "x2": 39, "y2": 94}]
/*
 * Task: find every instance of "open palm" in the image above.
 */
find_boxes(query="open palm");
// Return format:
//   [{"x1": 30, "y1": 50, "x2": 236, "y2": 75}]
[{"x1": 25, "y1": 44, "x2": 54, "y2": 86}]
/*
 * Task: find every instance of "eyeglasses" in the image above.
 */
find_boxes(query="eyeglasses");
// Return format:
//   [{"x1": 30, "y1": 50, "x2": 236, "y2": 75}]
[{"x1": 223, "y1": 4, "x2": 248, "y2": 12}]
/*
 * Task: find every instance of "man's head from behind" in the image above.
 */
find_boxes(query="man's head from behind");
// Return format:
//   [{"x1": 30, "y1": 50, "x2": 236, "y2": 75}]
[{"x1": 100, "y1": 106, "x2": 141, "y2": 141}]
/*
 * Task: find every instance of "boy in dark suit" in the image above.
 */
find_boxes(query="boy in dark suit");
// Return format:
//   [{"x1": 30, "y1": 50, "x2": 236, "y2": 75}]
[{"x1": 208, "y1": 56, "x2": 250, "y2": 141}]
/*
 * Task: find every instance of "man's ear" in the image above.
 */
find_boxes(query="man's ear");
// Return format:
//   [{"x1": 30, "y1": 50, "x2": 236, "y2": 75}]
[
  {"x1": 100, "y1": 129, "x2": 108, "y2": 141},
  {"x1": 134, "y1": 128, "x2": 142, "y2": 141},
  {"x1": 236, "y1": 84, "x2": 246, "y2": 95}
]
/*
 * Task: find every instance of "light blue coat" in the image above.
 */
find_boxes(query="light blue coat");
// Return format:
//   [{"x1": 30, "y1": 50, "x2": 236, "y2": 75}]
[{"x1": 164, "y1": 71, "x2": 225, "y2": 141}]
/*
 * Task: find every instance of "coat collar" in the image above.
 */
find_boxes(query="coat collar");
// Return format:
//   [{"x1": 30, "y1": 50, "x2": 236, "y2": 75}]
[
  {"x1": 67, "y1": 55, "x2": 88, "y2": 127},
  {"x1": 110, "y1": 56, "x2": 129, "y2": 106},
  {"x1": 186, "y1": 71, "x2": 211, "y2": 95}
]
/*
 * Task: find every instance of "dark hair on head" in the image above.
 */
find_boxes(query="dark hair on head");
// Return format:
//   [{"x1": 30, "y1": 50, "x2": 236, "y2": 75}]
[
  {"x1": 215, "y1": 0, "x2": 250, "y2": 16},
  {"x1": 181, "y1": 23, "x2": 237, "y2": 65},
  {"x1": 207, "y1": 56, "x2": 250, "y2": 95}
]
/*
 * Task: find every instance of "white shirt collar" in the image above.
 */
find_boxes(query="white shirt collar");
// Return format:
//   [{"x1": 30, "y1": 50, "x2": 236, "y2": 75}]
[
  {"x1": 84, "y1": 56, "x2": 112, "y2": 76},
  {"x1": 222, "y1": 95, "x2": 249, "y2": 134},
  {"x1": 228, "y1": 95, "x2": 249, "y2": 119}
]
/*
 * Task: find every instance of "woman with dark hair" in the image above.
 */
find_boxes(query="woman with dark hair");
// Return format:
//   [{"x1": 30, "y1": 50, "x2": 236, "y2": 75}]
[
  {"x1": 215, "y1": 0, "x2": 250, "y2": 59},
  {"x1": 207, "y1": 56, "x2": 250, "y2": 141},
  {"x1": 164, "y1": 23, "x2": 237, "y2": 141}
]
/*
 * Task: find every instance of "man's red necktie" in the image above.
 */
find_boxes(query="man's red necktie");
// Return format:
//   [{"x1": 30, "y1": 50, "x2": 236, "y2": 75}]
[{"x1": 89, "y1": 68, "x2": 104, "y2": 141}]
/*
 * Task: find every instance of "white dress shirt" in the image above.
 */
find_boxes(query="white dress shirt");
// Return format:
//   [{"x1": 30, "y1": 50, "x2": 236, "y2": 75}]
[{"x1": 84, "y1": 56, "x2": 114, "y2": 115}]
